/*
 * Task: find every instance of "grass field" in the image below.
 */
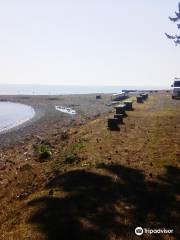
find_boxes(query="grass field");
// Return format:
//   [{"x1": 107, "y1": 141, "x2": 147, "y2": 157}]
[{"x1": 0, "y1": 92, "x2": 179, "y2": 240}]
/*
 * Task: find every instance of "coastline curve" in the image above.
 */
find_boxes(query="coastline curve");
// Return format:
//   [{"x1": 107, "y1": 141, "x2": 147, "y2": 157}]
[{"x1": 0, "y1": 101, "x2": 35, "y2": 134}]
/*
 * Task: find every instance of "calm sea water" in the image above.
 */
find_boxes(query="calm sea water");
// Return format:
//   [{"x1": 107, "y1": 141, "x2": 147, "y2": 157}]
[
  {"x1": 0, "y1": 84, "x2": 126, "y2": 95},
  {"x1": 0, "y1": 84, "x2": 161, "y2": 95},
  {"x1": 0, "y1": 102, "x2": 35, "y2": 133}
]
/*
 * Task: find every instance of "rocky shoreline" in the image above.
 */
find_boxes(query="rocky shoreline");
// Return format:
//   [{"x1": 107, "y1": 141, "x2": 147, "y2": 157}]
[{"x1": 0, "y1": 93, "x2": 112, "y2": 148}]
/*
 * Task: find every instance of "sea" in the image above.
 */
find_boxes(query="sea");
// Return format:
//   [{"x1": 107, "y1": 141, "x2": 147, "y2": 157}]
[
  {"x1": 0, "y1": 84, "x2": 164, "y2": 95},
  {"x1": 0, "y1": 102, "x2": 35, "y2": 133}
]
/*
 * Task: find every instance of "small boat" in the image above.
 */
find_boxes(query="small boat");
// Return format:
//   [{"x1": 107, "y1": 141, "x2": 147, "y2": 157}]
[{"x1": 55, "y1": 106, "x2": 76, "y2": 115}]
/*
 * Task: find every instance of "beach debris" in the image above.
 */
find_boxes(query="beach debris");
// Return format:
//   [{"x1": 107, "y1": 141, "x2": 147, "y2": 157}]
[
  {"x1": 55, "y1": 106, "x2": 76, "y2": 115},
  {"x1": 16, "y1": 192, "x2": 30, "y2": 200}
]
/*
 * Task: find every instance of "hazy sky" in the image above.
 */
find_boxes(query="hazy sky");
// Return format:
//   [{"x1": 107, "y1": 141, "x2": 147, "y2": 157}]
[{"x1": 0, "y1": 0, "x2": 180, "y2": 87}]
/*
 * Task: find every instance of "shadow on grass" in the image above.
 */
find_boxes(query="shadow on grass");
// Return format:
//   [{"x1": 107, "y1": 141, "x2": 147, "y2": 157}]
[
  {"x1": 28, "y1": 164, "x2": 179, "y2": 240},
  {"x1": 107, "y1": 126, "x2": 121, "y2": 131}
]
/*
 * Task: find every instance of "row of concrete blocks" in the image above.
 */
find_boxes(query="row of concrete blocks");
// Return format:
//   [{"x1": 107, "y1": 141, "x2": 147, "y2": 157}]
[
  {"x1": 107, "y1": 101, "x2": 133, "y2": 130},
  {"x1": 136, "y1": 93, "x2": 148, "y2": 103}
]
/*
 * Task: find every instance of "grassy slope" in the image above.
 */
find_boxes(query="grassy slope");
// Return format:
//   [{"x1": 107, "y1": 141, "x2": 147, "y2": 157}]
[{"x1": 0, "y1": 92, "x2": 179, "y2": 240}]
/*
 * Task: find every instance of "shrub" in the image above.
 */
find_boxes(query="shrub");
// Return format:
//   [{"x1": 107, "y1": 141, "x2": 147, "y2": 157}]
[{"x1": 38, "y1": 146, "x2": 52, "y2": 160}]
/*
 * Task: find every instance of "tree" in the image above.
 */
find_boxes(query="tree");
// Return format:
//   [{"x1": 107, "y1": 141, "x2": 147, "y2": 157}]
[{"x1": 165, "y1": 2, "x2": 180, "y2": 45}]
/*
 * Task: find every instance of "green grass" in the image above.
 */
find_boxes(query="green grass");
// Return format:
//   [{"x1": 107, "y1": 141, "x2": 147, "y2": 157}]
[{"x1": 38, "y1": 146, "x2": 52, "y2": 160}]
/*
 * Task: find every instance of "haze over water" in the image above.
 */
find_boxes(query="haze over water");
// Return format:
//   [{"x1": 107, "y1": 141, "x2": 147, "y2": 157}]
[{"x1": 0, "y1": 84, "x2": 167, "y2": 95}]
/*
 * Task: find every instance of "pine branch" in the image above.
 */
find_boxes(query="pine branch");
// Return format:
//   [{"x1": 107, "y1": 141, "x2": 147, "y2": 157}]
[{"x1": 166, "y1": 2, "x2": 180, "y2": 45}]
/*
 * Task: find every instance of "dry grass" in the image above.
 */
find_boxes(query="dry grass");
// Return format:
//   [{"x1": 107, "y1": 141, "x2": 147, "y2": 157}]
[{"x1": 0, "y1": 92, "x2": 179, "y2": 240}]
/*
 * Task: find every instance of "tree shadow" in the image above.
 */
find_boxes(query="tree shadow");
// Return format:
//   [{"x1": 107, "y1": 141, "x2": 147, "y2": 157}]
[{"x1": 28, "y1": 164, "x2": 179, "y2": 240}]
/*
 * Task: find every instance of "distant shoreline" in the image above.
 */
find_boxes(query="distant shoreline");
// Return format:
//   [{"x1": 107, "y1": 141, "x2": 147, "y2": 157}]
[
  {"x1": 0, "y1": 84, "x2": 170, "y2": 95},
  {"x1": 0, "y1": 90, "x2": 170, "y2": 148}
]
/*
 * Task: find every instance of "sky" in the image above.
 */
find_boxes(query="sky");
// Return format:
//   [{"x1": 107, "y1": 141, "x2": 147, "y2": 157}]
[{"x1": 0, "y1": 0, "x2": 180, "y2": 87}]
